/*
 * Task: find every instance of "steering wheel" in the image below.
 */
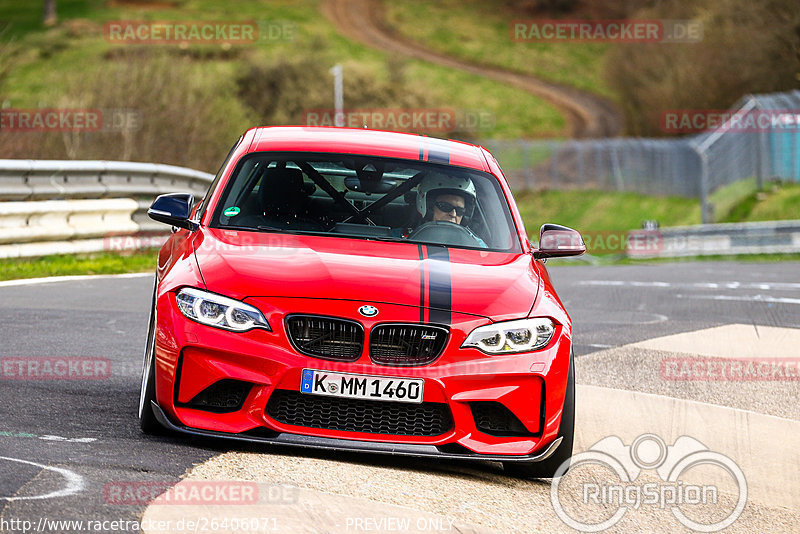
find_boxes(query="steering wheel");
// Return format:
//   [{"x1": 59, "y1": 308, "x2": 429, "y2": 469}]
[{"x1": 407, "y1": 221, "x2": 482, "y2": 247}]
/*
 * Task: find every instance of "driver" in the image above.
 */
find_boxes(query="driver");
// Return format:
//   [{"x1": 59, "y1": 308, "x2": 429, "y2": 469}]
[{"x1": 413, "y1": 172, "x2": 486, "y2": 247}]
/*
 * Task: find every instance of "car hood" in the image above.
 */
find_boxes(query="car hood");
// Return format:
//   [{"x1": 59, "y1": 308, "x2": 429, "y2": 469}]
[{"x1": 192, "y1": 228, "x2": 539, "y2": 321}]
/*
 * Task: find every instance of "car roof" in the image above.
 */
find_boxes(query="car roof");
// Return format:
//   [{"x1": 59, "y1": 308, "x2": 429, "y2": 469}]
[{"x1": 245, "y1": 126, "x2": 490, "y2": 172}]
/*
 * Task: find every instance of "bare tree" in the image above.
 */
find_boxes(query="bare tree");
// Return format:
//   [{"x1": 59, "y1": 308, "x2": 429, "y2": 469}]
[{"x1": 43, "y1": 0, "x2": 57, "y2": 26}]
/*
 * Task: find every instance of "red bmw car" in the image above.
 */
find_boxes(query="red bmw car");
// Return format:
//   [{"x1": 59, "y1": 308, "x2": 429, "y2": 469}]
[{"x1": 139, "y1": 126, "x2": 585, "y2": 478}]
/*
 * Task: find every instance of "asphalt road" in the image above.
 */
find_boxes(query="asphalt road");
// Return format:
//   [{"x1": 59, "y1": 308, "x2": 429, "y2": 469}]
[
  {"x1": 0, "y1": 261, "x2": 798, "y2": 532},
  {"x1": 548, "y1": 261, "x2": 800, "y2": 355}
]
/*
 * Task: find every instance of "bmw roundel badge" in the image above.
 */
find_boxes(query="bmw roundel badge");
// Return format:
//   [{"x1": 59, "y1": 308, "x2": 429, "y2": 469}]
[{"x1": 359, "y1": 305, "x2": 379, "y2": 317}]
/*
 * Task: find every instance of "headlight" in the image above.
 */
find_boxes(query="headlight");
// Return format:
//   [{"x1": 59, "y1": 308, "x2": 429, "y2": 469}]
[
  {"x1": 175, "y1": 288, "x2": 271, "y2": 332},
  {"x1": 462, "y1": 318, "x2": 555, "y2": 354}
]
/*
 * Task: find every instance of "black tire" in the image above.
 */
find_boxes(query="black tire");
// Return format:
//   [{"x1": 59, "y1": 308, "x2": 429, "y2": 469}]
[
  {"x1": 139, "y1": 280, "x2": 164, "y2": 435},
  {"x1": 504, "y1": 351, "x2": 575, "y2": 479}
]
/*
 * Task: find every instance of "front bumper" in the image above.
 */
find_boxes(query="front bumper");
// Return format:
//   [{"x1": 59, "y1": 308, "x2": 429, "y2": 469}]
[
  {"x1": 153, "y1": 294, "x2": 573, "y2": 458},
  {"x1": 151, "y1": 401, "x2": 563, "y2": 463}
]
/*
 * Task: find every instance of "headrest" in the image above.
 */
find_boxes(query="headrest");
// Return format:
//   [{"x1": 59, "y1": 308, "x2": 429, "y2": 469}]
[{"x1": 259, "y1": 167, "x2": 310, "y2": 216}]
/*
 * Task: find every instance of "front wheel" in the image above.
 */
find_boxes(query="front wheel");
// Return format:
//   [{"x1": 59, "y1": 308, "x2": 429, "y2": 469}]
[
  {"x1": 504, "y1": 350, "x2": 575, "y2": 478},
  {"x1": 139, "y1": 279, "x2": 164, "y2": 434}
]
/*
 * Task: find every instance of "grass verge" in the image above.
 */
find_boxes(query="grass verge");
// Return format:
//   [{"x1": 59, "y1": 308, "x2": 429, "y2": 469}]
[
  {"x1": 1, "y1": 181, "x2": 798, "y2": 282},
  {"x1": 0, "y1": 0, "x2": 566, "y2": 148},
  {"x1": 382, "y1": 0, "x2": 613, "y2": 97},
  {"x1": 718, "y1": 182, "x2": 800, "y2": 223},
  {"x1": 516, "y1": 179, "x2": 800, "y2": 240},
  {"x1": 514, "y1": 189, "x2": 701, "y2": 237},
  {"x1": 0, "y1": 250, "x2": 157, "y2": 281}
]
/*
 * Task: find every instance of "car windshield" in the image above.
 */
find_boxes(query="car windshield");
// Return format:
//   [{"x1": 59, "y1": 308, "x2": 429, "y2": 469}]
[{"x1": 210, "y1": 153, "x2": 521, "y2": 252}]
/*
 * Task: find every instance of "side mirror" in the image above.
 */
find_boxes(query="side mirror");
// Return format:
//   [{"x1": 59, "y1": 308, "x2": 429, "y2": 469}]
[
  {"x1": 147, "y1": 193, "x2": 197, "y2": 231},
  {"x1": 533, "y1": 223, "x2": 585, "y2": 259}
]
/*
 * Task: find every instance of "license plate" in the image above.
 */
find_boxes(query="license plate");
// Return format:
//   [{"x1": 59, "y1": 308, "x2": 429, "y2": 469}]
[{"x1": 300, "y1": 369, "x2": 424, "y2": 404}]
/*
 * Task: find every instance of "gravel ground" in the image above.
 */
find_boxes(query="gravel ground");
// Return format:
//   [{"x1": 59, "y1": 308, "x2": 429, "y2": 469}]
[
  {"x1": 169, "y1": 340, "x2": 800, "y2": 533},
  {"x1": 576, "y1": 346, "x2": 800, "y2": 421},
  {"x1": 166, "y1": 320, "x2": 800, "y2": 532},
  {"x1": 186, "y1": 450, "x2": 800, "y2": 533}
]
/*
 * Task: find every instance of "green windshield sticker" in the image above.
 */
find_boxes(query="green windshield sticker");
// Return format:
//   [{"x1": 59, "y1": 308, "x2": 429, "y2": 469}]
[{"x1": 223, "y1": 206, "x2": 240, "y2": 217}]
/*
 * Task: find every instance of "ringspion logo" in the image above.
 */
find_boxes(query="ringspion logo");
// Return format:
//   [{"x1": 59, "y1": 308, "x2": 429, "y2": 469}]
[{"x1": 551, "y1": 434, "x2": 746, "y2": 532}]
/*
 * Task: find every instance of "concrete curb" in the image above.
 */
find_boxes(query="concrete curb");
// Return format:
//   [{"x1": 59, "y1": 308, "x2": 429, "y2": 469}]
[
  {"x1": 576, "y1": 384, "x2": 800, "y2": 510},
  {"x1": 137, "y1": 380, "x2": 800, "y2": 533}
]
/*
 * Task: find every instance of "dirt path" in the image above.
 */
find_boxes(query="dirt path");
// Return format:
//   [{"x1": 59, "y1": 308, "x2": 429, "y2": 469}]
[{"x1": 323, "y1": 0, "x2": 623, "y2": 138}]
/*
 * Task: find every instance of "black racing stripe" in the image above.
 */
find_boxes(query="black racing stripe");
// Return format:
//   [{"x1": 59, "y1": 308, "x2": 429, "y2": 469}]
[
  {"x1": 418, "y1": 245, "x2": 425, "y2": 322},
  {"x1": 427, "y1": 141, "x2": 450, "y2": 164},
  {"x1": 425, "y1": 246, "x2": 451, "y2": 325}
]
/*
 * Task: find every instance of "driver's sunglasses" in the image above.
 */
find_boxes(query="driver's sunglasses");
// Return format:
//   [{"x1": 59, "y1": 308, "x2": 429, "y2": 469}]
[{"x1": 434, "y1": 201, "x2": 466, "y2": 216}]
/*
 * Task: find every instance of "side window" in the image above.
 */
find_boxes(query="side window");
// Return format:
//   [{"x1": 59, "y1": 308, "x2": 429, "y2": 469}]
[{"x1": 196, "y1": 136, "x2": 242, "y2": 221}]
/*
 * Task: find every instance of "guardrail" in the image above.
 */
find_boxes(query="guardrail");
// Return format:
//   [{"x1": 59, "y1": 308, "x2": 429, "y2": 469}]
[
  {"x1": 1, "y1": 160, "x2": 798, "y2": 261},
  {"x1": 0, "y1": 159, "x2": 213, "y2": 258},
  {"x1": 626, "y1": 220, "x2": 800, "y2": 258},
  {"x1": 0, "y1": 199, "x2": 142, "y2": 258},
  {"x1": 0, "y1": 159, "x2": 213, "y2": 201}
]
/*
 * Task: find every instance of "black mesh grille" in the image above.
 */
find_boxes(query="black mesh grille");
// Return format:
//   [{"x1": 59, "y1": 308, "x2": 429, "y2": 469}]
[
  {"x1": 286, "y1": 315, "x2": 364, "y2": 361},
  {"x1": 187, "y1": 380, "x2": 252, "y2": 413},
  {"x1": 470, "y1": 401, "x2": 536, "y2": 436},
  {"x1": 369, "y1": 324, "x2": 449, "y2": 366},
  {"x1": 266, "y1": 389, "x2": 453, "y2": 436}
]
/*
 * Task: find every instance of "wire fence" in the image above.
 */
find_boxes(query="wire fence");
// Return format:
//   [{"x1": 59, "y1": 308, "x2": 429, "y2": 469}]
[{"x1": 486, "y1": 90, "x2": 800, "y2": 223}]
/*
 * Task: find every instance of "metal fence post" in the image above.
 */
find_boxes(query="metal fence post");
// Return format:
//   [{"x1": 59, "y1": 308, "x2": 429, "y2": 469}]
[
  {"x1": 594, "y1": 142, "x2": 602, "y2": 189},
  {"x1": 521, "y1": 140, "x2": 533, "y2": 189},
  {"x1": 792, "y1": 122, "x2": 798, "y2": 182},
  {"x1": 611, "y1": 142, "x2": 624, "y2": 191},
  {"x1": 755, "y1": 130, "x2": 764, "y2": 190},
  {"x1": 695, "y1": 146, "x2": 711, "y2": 223}
]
